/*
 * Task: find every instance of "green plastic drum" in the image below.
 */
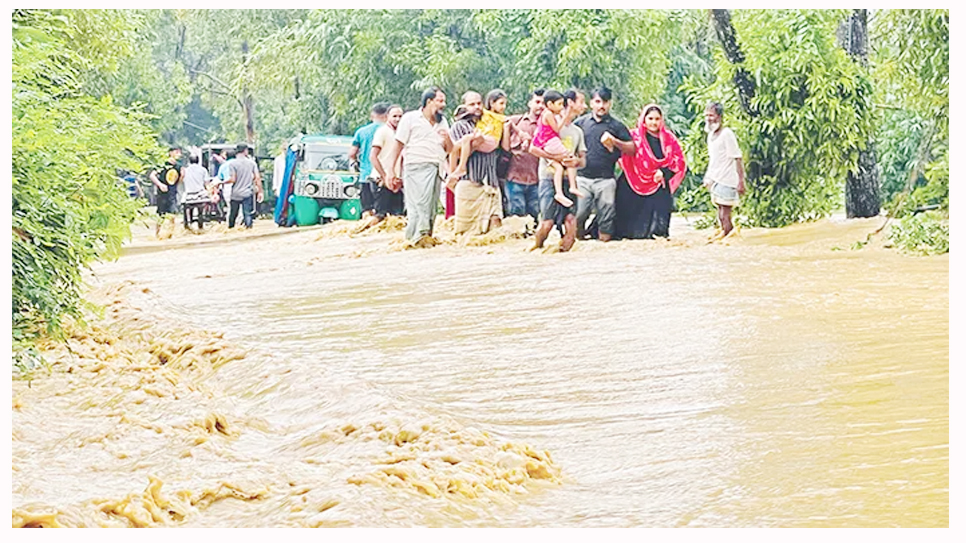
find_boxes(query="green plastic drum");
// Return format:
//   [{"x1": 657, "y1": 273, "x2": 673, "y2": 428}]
[
  {"x1": 293, "y1": 195, "x2": 320, "y2": 226},
  {"x1": 339, "y1": 198, "x2": 362, "y2": 221}
]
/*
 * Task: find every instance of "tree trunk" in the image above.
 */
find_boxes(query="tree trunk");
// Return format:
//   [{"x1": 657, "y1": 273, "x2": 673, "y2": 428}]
[
  {"x1": 844, "y1": 9, "x2": 881, "y2": 218},
  {"x1": 243, "y1": 95, "x2": 255, "y2": 145},
  {"x1": 710, "y1": 9, "x2": 773, "y2": 192},
  {"x1": 710, "y1": 9, "x2": 757, "y2": 117},
  {"x1": 175, "y1": 24, "x2": 186, "y2": 61},
  {"x1": 845, "y1": 148, "x2": 881, "y2": 218},
  {"x1": 241, "y1": 40, "x2": 256, "y2": 145}
]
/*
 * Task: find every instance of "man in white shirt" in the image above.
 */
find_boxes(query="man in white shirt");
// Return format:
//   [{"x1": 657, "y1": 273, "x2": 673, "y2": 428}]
[
  {"x1": 367, "y1": 105, "x2": 405, "y2": 226},
  {"x1": 180, "y1": 154, "x2": 210, "y2": 230},
  {"x1": 702, "y1": 102, "x2": 746, "y2": 238},
  {"x1": 385, "y1": 87, "x2": 453, "y2": 246}
]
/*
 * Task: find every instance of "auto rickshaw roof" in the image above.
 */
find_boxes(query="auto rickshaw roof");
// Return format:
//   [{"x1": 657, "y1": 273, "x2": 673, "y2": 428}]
[{"x1": 301, "y1": 135, "x2": 354, "y2": 146}]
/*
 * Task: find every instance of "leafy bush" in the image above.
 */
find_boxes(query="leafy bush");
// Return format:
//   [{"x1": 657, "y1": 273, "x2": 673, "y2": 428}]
[
  {"x1": 875, "y1": 108, "x2": 927, "y2": 204},
  {"x1": 12, "y1": 10, "x2": 161, "y2": 370},
  {"x1": 872, "y1": 10, "x2": 948, "y2": 218},
  {"x1": 888, "y1": 212, "x2": 949, "y2": 255}
]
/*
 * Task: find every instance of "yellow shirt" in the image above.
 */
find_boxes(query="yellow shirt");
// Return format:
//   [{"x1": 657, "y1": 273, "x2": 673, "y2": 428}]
[{"x1": 477, "y1": 109, "x2": 505, "y2": 140}]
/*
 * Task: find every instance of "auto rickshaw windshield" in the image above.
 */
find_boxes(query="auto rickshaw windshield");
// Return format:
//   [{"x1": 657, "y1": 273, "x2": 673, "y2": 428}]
[{"x1": 302, "y1": 143, "x2": 352, "y2": 172}]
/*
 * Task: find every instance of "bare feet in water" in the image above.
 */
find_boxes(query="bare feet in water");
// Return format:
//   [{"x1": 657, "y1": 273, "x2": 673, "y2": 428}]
[
  {"x1": 412, "y1": 235, "x2": 438, "y2": 249},
  {"x1": 560, "y1": 233, "x2": 576, "y2": 252}
]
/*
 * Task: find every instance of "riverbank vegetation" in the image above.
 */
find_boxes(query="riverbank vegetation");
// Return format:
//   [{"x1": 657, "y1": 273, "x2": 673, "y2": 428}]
[
  {"x1": 12, "y1": 10, "x2": 162, "y2": 371},
  {"x1": 11, "y1": 9, "x2": 949, "y2": 369}
]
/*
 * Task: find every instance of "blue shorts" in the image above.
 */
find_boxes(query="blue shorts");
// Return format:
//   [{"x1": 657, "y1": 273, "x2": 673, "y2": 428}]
[{"x1": 538, "y1": 177, "x2": 576, "y2": 224}]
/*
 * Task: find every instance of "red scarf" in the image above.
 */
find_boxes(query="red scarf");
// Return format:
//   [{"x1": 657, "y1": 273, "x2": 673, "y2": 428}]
[{"x1": 620, "y1": 104, "x2": 687, "y2": 196}]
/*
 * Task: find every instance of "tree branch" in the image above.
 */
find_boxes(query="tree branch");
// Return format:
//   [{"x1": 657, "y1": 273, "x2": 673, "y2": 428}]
[
  {"x1": 182, "y1": 120, "x2": 216, "y2": 134},
  {"x1": 190, "y1": 69, "x2": 234, "y2": 93},
  {"x1": 193, "y1": 71, "x2": 244, "y2": 108}
]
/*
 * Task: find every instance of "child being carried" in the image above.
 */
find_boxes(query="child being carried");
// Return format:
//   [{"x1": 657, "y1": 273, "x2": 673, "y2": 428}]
[
  {"x1": 449, "y1": 89, "x2": 509, "y2": 186},
  {"x1": 530, "y1": 89, "x2": 583, "y2": 207}
]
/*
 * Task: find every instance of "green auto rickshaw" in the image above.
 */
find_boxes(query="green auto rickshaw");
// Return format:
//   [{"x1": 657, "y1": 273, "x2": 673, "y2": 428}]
[{"x1": 290, "y1": 134, "x2": 363, "y2": 225}]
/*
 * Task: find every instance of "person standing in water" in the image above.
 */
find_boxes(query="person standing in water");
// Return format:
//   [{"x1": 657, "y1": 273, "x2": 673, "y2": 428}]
[
  {"x1": 225, "y1": 143, "x2": 263, "y2": 229},
  {"x1": 448, "y1": 90, "x2": 507, "y2": 236},
  {"x1": 702, "y1": 102, "x2": 745, "y2": 239},
  {"x1": 572, "y1": 86, "x2": 635, "y2": 242},
  {"x1": 385, "y1": 87, "x2": 453, "y2": 247},
  {"x1": 149, "y1": 146, "x2": 184, "y2": 236},
  {"x1": 616, "y1": 104, "x2": 687, "y2": 239},
  {"x1": 368, "y1": 104, "x2": 406, "y2": 226},
  {"x1": 350, "y1": 102, "x2": 390, "y2": 218},
  {"x1": 504, "y1": 88, "x2": 546, "y2": 225},
  {"x1": 529, "y1": 90, "x2": 587, "y2": 252}
]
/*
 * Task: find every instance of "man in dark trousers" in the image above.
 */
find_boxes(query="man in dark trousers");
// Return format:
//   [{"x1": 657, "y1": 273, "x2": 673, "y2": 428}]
[{"x1": 225, "y1": 143, "x2": 263, "y2": 229}]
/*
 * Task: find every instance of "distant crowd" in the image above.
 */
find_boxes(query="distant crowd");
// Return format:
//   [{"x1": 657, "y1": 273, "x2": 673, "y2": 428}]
[
  {"x1": 132, "y1": 85, "x2": 746, "y2": 248},
  {"x1": 350, "y1": 85, "x2": 746, "y2": 250}
]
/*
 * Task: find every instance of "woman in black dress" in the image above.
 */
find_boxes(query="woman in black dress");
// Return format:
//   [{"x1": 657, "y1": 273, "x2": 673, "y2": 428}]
[{"x1": 615, "y1": 104, "x2": 687, "y2": 239}]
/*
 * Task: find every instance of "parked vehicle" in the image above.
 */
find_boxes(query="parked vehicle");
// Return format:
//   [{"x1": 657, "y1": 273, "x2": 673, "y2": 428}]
[{"x1": 288, "y1": 135, "x2": 363, "y2": 225}]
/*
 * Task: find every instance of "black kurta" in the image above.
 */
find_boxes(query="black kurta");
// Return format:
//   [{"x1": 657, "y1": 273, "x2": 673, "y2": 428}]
[{"x1": 614, "y1": 132, "x2": 676, "y2": 239}]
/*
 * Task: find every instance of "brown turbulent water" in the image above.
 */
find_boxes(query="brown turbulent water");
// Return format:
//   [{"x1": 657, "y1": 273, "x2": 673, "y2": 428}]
[{"x1": 11, "y1": 215, "x2": 948, "y2": 527}]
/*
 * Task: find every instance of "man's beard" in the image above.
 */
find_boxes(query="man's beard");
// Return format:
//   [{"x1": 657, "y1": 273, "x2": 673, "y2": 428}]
[
  {"x1": 705, "y1": 121, "x2": 721, "y2": 134},
  {"x1": 433, "y1": 110, "x2": 443, "y2": 123}
]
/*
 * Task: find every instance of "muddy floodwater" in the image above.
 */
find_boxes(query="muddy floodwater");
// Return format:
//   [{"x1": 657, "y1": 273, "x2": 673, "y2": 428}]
[{"x1": 12, "y1": 215, "x2": 948, "y2": 527}]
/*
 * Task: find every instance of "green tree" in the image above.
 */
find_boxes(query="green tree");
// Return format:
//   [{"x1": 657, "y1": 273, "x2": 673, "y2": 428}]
[
  {"x1": 841, "y1": 9, "x2": 881, "y2": 218},
  {"x1": 12, "y1": 9, "x2": 162, "y2": 369},
  {"x1": 92, "y1": 10, "x2": 195, "y2": 144},
  {"x1": 871, "y1": 9, "x2": 948, "y2": 215},
  {"x1": 683, "y1": 9, "x2": 874, "y2": 227},
  {"x1": 241, "y1": 9, "x2": 682, "y2": 153}
]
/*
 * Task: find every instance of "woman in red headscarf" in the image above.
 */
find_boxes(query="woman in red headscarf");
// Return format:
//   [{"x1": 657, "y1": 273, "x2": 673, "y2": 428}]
[{"x1": 614, "y1": 104, "x2": 687, "y2": 239}]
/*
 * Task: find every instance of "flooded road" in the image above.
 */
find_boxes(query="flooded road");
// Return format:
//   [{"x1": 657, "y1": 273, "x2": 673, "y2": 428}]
[{"x1": 12, "y1": 216, "x2": 948, "y2": 527}]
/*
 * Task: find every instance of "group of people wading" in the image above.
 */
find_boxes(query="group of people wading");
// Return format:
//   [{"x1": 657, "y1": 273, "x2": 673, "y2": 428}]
[{"x1": 351, "y1": 85, "x2": 746, "y2": 250}]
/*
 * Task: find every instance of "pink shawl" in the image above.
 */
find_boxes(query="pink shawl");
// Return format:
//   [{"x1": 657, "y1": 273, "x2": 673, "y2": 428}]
[{"x1": 619, "y1": 104, "x2": 687, "y2": 196}]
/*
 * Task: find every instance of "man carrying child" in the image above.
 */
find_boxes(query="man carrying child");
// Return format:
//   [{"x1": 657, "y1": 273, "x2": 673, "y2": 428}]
[
  {"x1": 448, "y1": 90, "x2": 508, "y2": 236},
  {"x1": 529, "y1": 89, "x2": 587, "y2": 252}
]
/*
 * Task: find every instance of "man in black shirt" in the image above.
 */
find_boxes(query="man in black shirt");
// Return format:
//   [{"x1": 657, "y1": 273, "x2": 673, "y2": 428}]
[
  {"x1": 573, "y1": 87, "x2": 635, "y2": 242},
  {"x1": 150, "y1": 147, "x2": 183, "y2": 213},
  {"x1": 149, "y1": 146, "x2": 184, "y2": 235}
]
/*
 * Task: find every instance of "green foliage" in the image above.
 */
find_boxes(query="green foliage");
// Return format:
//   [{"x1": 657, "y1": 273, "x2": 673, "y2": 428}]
[
  {"x1": 660, "y1": 26, "x2": 716, "y2": 214},
  {"x1": 12, "y1": 9, "x2": 162, "y2": 367},
  {"x1": 691, "y1": 211, "x2": 718, "y2": 230},
  {"x1": 246, "y1": 9, "x2": 678, "y2": 146},
  {"x1": 875, "y1": 108, "x2": 927, "y2": 203},
  {"x1": 871, "y1": 9, "x2": 948, "y2": 218},
  {"x1": 888, "y1": 212, "x2": 949, "y2": 255},
  {"x1": 682, "y1": 10, "x2": 872, "y2": 227}
]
